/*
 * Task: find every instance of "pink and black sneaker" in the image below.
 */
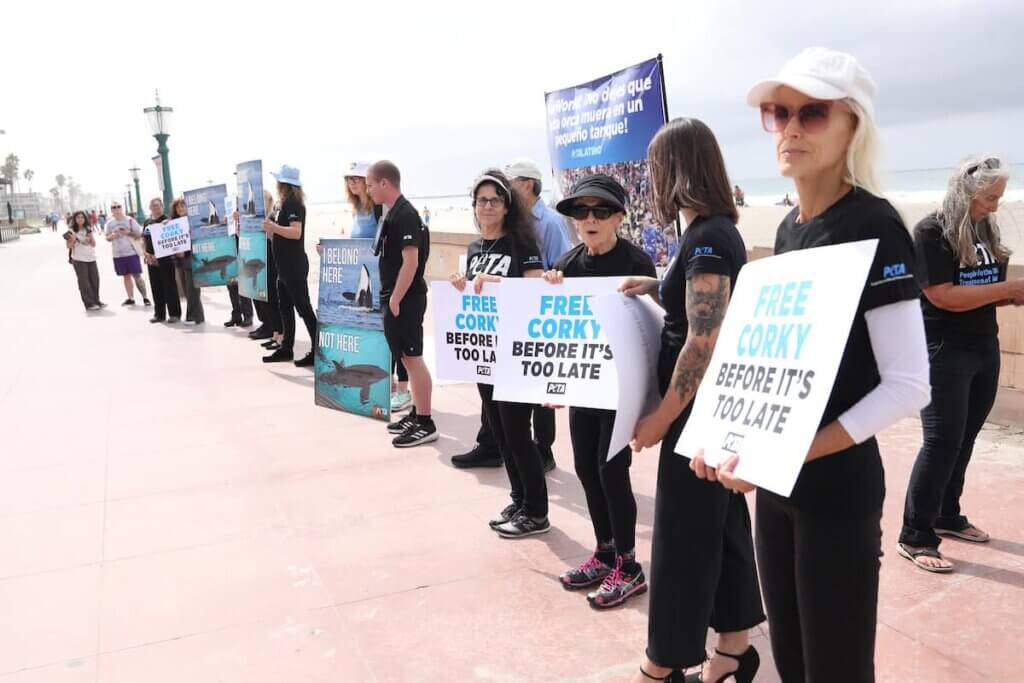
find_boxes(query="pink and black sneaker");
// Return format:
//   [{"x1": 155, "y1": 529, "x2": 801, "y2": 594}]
[
  {"x1": 587, "y1": 556, "x2": 647, "y2": 609},
  {"x1": 559, "y1": 554, "x2": 613, "y2": 591}
]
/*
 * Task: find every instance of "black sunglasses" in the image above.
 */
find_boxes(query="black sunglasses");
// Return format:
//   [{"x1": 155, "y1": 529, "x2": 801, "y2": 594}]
[
  {"x1": 569, "y1": 204, "x2": 617, "y2": 220},
  {"x1": 110, "y1": 204, "x2": 122, "y2": 209}
]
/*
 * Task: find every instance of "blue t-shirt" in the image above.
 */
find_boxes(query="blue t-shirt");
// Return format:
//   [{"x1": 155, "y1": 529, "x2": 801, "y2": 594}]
[{"x1": 351, "y1": 210, "x2": 378, "y2": 239}]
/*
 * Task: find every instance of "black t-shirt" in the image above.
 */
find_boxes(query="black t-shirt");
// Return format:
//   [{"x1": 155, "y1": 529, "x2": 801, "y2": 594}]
[
  {"x1": 554, "y1": 237, "x2": 656, "y2": 280},
  {"x1": 273, "y1": 196, "x2": 307, "y2": 270},
  {"x1": 913, "y1": 214, "x2": 1006, "y2": 341},
  {"x1": 467, "y1": 235, "x2": 543, "y2": 279},
  {"x1": 142, "y1": 215, "x2": 167, "y2": 256},
  {"x1": 772, "y1": 188, "x2": 920, "y2": 515},
  {"x1": 378, "y1": 195, "x2": 429, "y2": 299},
  {"x1": 658, "y1": 215, "x2": 748, "y2": 393}
]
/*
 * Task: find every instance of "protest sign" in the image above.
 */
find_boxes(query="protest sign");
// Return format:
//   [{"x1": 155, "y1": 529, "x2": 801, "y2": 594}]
[
  {"x1": 430, "y1": 280, "x2": 499, "y2": 384},
  {"x1": 149, "y1": 217, "x2": 191, "y2": 258},
  {"x1": 545, "y1": 57, "x2": 675, "y2": 267},
  {"x1": 675, "y1": 240, "x2": 878, "y2": 496},
  {"x1": 493, "y1": 277, "x2": 621, "y2": 409},
  {"x1": 315, "y1": 238, "x2": 390, "y2": 420},
  {"x1": 184, "y1": 184, "x2": 237, "y2": 287},
  {"x1": 236, "y1": 160, "x2": 268, "y2": 300}
]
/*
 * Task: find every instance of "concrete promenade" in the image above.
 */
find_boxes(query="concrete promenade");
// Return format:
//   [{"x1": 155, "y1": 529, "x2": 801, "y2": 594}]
[{"x1": 1, "y1": 232, "x2": 1022, "y2": 681}]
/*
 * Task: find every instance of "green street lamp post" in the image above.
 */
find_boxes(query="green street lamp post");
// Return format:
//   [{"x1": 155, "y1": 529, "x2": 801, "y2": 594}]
[
  {"x1": 129, "y1": 166, "x2": 144, "y2": 222},
  {"x1": 125, "y1": 185, "x2": 134, "y2": 215},
  {"x1": 143, "y1": 91, "x2": 174, "y2": 209}
]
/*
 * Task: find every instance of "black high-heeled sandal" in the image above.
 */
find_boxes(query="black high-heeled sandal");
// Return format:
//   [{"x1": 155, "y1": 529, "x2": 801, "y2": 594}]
[
  {"x1": 639, "y1": 666, "x2": 684, "y2": 681},
  {"x1": 684, "y1": 646, "x2": 760, "y2": 683}
]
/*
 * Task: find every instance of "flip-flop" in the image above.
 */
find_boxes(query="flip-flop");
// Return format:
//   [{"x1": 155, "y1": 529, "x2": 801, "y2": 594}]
[
  {"x1": 897, "y1": 542, "x2": 953, "y2": 573},
  {"x1": 935, "y1": 524, "x2": 990, "y2": 543}
]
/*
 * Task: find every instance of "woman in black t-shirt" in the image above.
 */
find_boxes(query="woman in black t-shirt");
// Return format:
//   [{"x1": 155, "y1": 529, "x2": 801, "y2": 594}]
[
  {"x1": 543, "y1": 174, "x2": 656, "y2": 610},
  {"x1": 694, "y1": 48, "x2": 931, "y2": 683},
  {"x1": 262, "y1": 166, "x2": 318, "y2": 367},
  {"x1": 449, "y1": 170, "x2": 549, "y2": 539},
  {"x1": 899, "y1": 156, "x2": 1019, "y2": 572},
  {"x1": 621, "y1": 120, "x2": 765, "y2": 683}
]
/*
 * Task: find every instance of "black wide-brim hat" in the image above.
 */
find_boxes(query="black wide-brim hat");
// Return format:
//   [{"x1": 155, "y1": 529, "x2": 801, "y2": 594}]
[{"x1": 555, "y1": 173, "x2": 628, "y2": 217}]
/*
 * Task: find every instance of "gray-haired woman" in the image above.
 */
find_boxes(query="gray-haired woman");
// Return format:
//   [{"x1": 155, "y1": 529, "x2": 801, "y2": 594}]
[{"x1": 899, "y1": 155, "x2": 1021, "y2": 572}]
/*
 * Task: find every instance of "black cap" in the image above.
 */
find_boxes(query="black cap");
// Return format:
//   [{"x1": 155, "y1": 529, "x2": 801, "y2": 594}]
[{"x1": 555, "y1": 173, "x2": 627, "y2": 217}]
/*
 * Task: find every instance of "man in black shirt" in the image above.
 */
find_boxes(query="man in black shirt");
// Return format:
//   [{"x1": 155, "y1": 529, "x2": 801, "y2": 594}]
[
  {"x1": 367, "y1": 161, "x2": 437, "y2": 447},
  {"x1": 141, "y1": 198, "x2": 181, "y2": 323}
]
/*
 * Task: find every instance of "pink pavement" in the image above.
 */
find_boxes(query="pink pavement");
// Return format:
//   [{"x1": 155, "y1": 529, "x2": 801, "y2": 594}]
[{"x1": 1, "y1": 233, "x2": 1022, "y2": 682}]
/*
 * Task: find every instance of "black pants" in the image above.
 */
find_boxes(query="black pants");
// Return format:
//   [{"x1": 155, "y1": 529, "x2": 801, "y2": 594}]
[
  {"x1": 178, "y1": 261, "x2": 204, "y2": 323},
  {"x1": 253, "y1": 241, "x2": 282, "y2": 332},
  {"x1": 72, "y1": 260, "x2": 101, "y2": 308},
  {"x1": 647, "y1": 416, "x2": 764, "y2": 669},
  {"x1": 900, "y1": 336, "x2": 1000, "y2": 548},
  {"x1": 756, "y1": 490, "x2": 881, "y2": 682},
  {"x1": 569, "y1": 407, "x2": 636, "y2": 552},
  {"x1": 478, "y1": 383, "x2": 548, "y2": 518},
  {"x1": 277, "y1": 261, "x2": 317, "y2": 352},
  {"x1": 227, "y1": 281, "x2": 253, "y2": 321},
  {"x1": 148, "y1": 257, "x2": 180, "y2": 319},
  {"x1": 474, "y1": 403, "x2": 553, "y2": 457}
]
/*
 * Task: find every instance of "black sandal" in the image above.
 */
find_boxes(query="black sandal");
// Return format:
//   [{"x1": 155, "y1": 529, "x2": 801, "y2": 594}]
[
  {"x1": 684, "y1": 646, "x2": 760, "y2": 683},
  {"x1": 639, "y1": 666, "x2": 683, "y2": 681}
]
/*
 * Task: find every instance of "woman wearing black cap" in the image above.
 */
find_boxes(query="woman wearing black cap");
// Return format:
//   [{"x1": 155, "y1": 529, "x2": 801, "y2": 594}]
[
  {"x1": 449, "y1": 169, "x2": 550, "y2": 539},
  {"x1": 623, "y1": 119, "x2": 764, "y2": 683},
  {"x1": 697, "y1": 48, "x2": 931, "y2": 682},
  {"x1": 543, "y1": 173, "x2": 656, "y2": 609}
]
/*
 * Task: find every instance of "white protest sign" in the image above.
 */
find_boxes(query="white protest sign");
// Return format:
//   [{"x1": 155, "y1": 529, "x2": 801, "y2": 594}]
[
  {"x1": 494, "y1": 277, "x2": 622, "y2": 409},
  {"x1": 430, "y1": 280, "x2": 499, "y2": 384},
  {"x1": 150, "y1": 217, "x2": 192, "y2": 258},
  {"x1": 592, "y1": 292, "x2": 664, "y2": 458},
  {"x1": 676, "y1": 239, "x2": 877, "y2": 497}
]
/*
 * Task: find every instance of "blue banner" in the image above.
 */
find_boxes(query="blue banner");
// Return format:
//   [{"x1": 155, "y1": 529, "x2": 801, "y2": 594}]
[
  {"x1": 315, "y1": 238, "x2": 390, "y2": 420},
  {"x1": 236, "y1": 160, "x2": 268, "y2": 301},
  {"x1": 184, "y1": 184, "x2": 237, "y2": 287},
  {"x1": 544, "y1": 57, "x2": 676, "y2": 267}
]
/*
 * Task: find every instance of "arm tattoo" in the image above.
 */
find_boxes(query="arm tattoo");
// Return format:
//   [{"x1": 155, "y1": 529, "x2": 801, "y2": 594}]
[{"x1": 672, "y1": 274, "x2": 730, "y2": 405}]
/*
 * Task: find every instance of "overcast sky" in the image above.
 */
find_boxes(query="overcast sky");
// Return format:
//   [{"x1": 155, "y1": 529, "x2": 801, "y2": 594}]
[{"x1": 3, "y1": 0, "x2": 1021, "y2": 204}]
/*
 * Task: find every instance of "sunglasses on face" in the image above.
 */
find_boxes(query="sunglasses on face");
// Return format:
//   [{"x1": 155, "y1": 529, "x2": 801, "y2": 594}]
[
  {"x1": 760, "y1": 101, "x2": 833, "y2": 133},
  {"x1": 110, "y1": 205, "x2": 122, "y2": 209},
  {"x1": 569, "y1": 204, "x2": 617, "y2": 220},
  {"x1": 474, "y1": 197, "x2": 506, "y2": 208}
]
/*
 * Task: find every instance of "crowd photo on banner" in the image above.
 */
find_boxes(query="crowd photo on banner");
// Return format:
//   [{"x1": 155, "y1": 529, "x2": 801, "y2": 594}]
[{"x1": 54, "y1": 47, "x2": 1021, "y2": 683}]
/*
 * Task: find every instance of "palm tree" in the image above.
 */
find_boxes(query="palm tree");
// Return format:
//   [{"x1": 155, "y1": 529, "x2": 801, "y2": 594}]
[
  {"x1": 1, "y1": 154, "x2": 18, "y2": 193},
  {"x1": 49, "y1": 187, "x2": 60, "y2": 212},
  {"x1": 55, "y1": 174, "x2": 66, "y2": 210},
  {"x1": 24, "y1": 169, "x2": 34, "y2": 194}
]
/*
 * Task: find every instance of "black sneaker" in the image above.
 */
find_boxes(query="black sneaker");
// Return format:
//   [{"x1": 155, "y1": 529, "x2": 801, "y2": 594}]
[
  {"x1": 387, "y1": 409, "x2": 417, "y2": 435},
  {"x1": 451, "y1": 445, "x2": 503, "y2": 469},
  {"x1": 586, "y1": 557, "x2": 647, "y2": 609},
  {"x1": 392, "y1": 420, "x2": 438, "y2": 448},
  {"x1": 121, "y1": 298, "x2": 135, "y2": 306},
  {"x1": 494, "y1": 512, "x2": 551, "y2": 539},
  {"x1": 262, "y1": 340, "x2": 280, "y2": 349},
  {"x1": 143, "y1": 298, "x2": 152, "y2": 306},
  {"x1": 294, "y1": 352, "x2": 314, "y2": 368},
  {"x1": 560, "y1": 554, "x2": 613, "y2": 590},
  {"x1": 224, "y1": 318, "x2": 240, "y2": 327},
  {"x1": 239, "y1": 317, "x2": 253, "y2": 328},
  {"x1": 149, "y1": 316, "x2": 165, "y2": 324},
  {"x1": 262, "y1": 348, "x2": 294, "y2": 363},
  {"x1": 488, "y1": 504, "x2": 520, "y2": 529},
  {"x1": 249, "y1": 326, "x2": 273, "y2": 340},
  {"x1": 167, "y1": 316, "x2": 180, "y2": 323}
]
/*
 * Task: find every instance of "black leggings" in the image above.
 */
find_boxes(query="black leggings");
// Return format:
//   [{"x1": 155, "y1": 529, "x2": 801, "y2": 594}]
[
  {"x1": 756, "y1": 490, "x2": 882, "y2": 683},
  {"x1": 253, "y1": 240, "x2": 282, "y2": 333},
  {"x1": 647, "y1": 416, "x2": 764, "y2": 669},
  {"x1": 478, "y1": 383, "x2": 547, "y2": 518},
  {"x1": 393, "y1": 358, "x2": 409, "y2": 383},
  {"x1": 148, "y1": 256, "x2": 180, "y2": 319},
  {"x1": 276, "y1": 261, "x2": 317, "y2": 352},
  {"x1": 568, "y1": 407, "x2": 636, "y2": 553},
  {"x1": 900, "y1": 336, "x2": 1000, "y2": 548}
]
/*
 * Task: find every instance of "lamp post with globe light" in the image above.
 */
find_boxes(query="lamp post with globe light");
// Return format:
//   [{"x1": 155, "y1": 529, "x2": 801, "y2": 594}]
[
  {"x1": 129, "y1": 166, "x2": 144, "y2": 223},
  {"x1": 143, "y1": 91, "x2": 174, "y2": 209}
]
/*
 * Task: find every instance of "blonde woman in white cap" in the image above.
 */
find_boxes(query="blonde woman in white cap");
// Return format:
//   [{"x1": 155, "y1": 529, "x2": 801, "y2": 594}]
[
  {"x1": 345, "y1": 161, "x2": 382, "y2": 239},
  {"x1": 690, "y1": 48, "x2": 931, "y2": 682}
]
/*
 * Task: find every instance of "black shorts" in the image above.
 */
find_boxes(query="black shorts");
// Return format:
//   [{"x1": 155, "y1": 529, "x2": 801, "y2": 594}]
[{"x1": 383, "y1": 291, "x2": 427, "y2": 359}]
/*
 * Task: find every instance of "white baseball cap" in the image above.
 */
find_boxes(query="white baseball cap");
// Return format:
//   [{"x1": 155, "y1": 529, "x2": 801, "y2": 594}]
[
  {"x1": 746, "y1": 47, "x2": 877, "y2": 120},
  {"x1": 345, "y1": 161, "x2": 371, "y2": 178},
  {"x1": 504, "y1": 159, "x2": 543, "y2": 182}
]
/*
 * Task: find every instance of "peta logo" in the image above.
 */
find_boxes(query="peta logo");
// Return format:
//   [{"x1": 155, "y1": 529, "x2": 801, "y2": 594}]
[
  {"x1": 722, "y1": 431, "x2": 745, "y2": 454},
  {"x1": 476, "y1": 365, "x2": 491, "y2": 377},
  {"x1": 694, "y1": 246, "x2": 714, "y2": 256},
  {"x1": 546, "y1": 382, "x2": 567, "y2": 395},
  {"x1": 882, "y1": 262, "x2": 907, "y2": 279}
]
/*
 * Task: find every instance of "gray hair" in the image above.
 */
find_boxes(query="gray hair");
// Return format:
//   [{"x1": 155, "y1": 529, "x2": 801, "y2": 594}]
[{"x1": 938, "y1": 154, "x2": 1011, "y2": 266}]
